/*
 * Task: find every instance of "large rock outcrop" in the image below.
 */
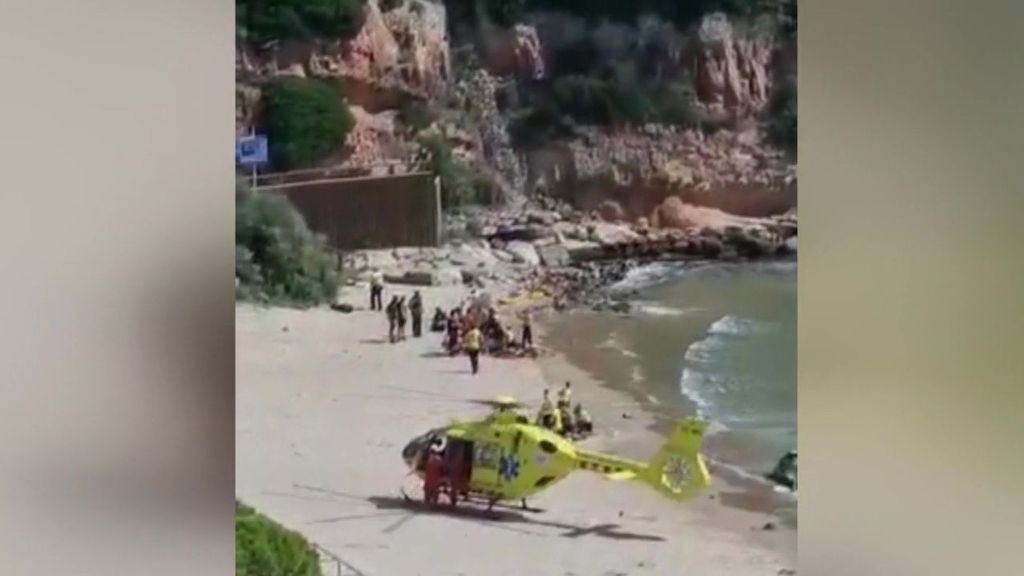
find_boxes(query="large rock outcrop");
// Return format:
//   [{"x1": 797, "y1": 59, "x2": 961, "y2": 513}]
[
  {"x1": 693, "y1": 13, "x2": 775, "y2": 116},
  {"x1": 483, "y1": 24, "x2": 545, "y2": 80},
  {"x1": 528, "y1": 124, "x2": 796, "y2": 218},
  {"x1": 236, "y1": 0, "x2": 450, "y2": 112}
]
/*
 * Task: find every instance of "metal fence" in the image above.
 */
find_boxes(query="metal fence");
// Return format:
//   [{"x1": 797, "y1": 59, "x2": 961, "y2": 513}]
[{"x1": 253, "y1": 171, "x2": 442, "y2": 251}]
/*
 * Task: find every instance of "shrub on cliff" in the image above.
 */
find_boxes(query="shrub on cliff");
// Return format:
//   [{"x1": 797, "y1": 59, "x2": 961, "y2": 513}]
[
  {"x1": 768, "y1": 76, "x2": 797, "y2": 154},
  {"x1": 237, "y1": 0, "x2": 367, "y2": 44},
  {"x1": 418, "y1": 135, "x2": 496, "y2": 209},
  {"x1": 236, "y1": 501, "x2": 323, "y2": 576},
  {"x1": 261, "y1": 78, "x2": 354, "y2": 171},
  {"x1": 397, "y1": 100, "x2": 438, "y2": 135},
  {"x1": 235, "y1": 185, "x2": 340, "y2": 307}
]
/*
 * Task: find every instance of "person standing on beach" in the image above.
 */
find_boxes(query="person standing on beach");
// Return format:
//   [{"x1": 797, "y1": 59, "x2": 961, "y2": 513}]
[
  {"x1": 537, "y1": 389, "x2": 557, "y2": 430},
  {"x1": 464, "y1": 324, "x2": 482, "y2": 375},
  {"x1": 409, "y1": 291, "x2": 424, "y2": 338},
  {"x1": 385, "y1": 296, "x2": 399, "y2": 343},
  {"x1": 520, "y1": 309, "x2": 533, "y2": 350},
  {"x1": 369, "y1": 269, "x2": 384, "y2": 311},
  {"x1": 446, "y1": 309, "x2": 461, "y2": 356},
  {"x1": 557, "y1": 381, "x2": 572, "y2": 411},
  {"x1": 396, "y1": 296, "x2": 408, "y2": 341}
]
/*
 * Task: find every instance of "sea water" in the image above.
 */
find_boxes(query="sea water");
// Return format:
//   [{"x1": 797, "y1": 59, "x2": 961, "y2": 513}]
[{"x1": 545, "y1": 260, "x2": 796, "y2": 477}]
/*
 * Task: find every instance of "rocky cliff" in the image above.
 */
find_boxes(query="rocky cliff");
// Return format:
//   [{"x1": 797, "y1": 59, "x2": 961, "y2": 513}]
[{"x1": 237, "y1": 3, "x2": 796, "y2": 216}]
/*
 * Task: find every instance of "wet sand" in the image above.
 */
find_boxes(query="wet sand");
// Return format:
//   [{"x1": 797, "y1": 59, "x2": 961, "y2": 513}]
[{"x1": 236, "y1": 283, "x2": 795, "y2": 575}]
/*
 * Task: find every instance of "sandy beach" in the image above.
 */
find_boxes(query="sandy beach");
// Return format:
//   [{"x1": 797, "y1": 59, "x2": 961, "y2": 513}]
[{"x1": 236, "y1": 283, "x2": 796, "y2": 576}]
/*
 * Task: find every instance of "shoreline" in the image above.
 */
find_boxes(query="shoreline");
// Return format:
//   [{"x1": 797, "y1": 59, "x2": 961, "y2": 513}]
[
  {"x1": 534, "y1": 309, "x2": 798, "y2": 531},
  {"x1": 533, "y1": 257, "x2": 798, "y2": 528}
]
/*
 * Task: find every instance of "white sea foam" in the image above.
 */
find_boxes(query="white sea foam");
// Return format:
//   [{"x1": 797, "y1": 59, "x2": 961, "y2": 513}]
[
  {"x1": 707, "y1": 315, "x2": 762, "y2": 336},
  {"x1": 679, "y1": 367, "x2": 714, "y2": 418},
  {"x1": 630, "y1": 364, "x2": 645, "y2": 384},
  {"x1": 632, "y1": 302, "x2": 706, "y2": 317},
  {"x1": 683, "y1": 335, "x2": 723, "y2": 364}
]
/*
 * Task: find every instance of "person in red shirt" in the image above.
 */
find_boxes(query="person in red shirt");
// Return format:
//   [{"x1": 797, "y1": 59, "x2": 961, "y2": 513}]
[{"x1": 422, "y1": 440, "x2": 444, "y2": 506}]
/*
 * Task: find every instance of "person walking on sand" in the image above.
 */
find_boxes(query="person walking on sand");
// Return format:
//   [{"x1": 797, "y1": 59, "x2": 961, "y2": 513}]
[
  {"x1": 396, "y1": 296, "x2": 408, "y2": 341},
  {"x1": 409, "y1": 290, "x2": 424, "y2": 338},
  {"x1": 369, "y1": 268, "x2": 384, "y2": 311},
  {"x1": 385, "y1": 296, "x2": 399, "y2": 343},
  {"x1": 464, "y1": 324, "x2": 483, "y2": 375}
]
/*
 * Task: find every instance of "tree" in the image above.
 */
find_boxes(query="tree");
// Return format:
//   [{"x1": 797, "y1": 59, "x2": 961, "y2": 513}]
[
  {"x1": 261, "y1": 78, "x2": 354, "y2": 171},
  {"x1": 237, "y1": 0, "x2": 367, "y2": 45}
]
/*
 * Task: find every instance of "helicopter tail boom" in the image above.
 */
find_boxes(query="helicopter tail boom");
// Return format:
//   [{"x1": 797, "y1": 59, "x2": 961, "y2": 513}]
[
  {"x1": 641, "y1": 418, "x2": 711, "y2": 501},
  {"x1": 571, "y1": 418, "x2": 711, "y2": 502}
]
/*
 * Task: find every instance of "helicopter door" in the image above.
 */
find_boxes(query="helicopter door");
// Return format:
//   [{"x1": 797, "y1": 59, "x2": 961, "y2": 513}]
[
  {"x1": 495, "y1": 432, "x2": 523, "y2": 489},
  {"x1": 471, "y1": 442, "x2": 502, "y2": 490}
]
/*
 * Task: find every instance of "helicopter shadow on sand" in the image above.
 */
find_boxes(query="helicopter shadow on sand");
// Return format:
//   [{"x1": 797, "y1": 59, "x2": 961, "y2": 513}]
[{"x1": 284, "y1": 484, "x2": 665, "y2": 543}]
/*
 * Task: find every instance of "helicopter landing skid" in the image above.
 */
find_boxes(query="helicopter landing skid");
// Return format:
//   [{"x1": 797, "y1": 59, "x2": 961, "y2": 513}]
[{"x1": 398, "y1": 480, "x2": 544, "y2": 514}]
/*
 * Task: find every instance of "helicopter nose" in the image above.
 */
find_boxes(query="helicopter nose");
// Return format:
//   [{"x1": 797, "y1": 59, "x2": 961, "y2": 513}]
[{"x1": 401, "y1": 440, "x2": 419, "y2": 467}]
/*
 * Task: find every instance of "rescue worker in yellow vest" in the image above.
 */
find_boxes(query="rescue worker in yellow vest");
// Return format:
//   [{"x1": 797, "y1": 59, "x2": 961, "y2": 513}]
[
  {"x1": 464, "y1": 324, "x2": 483, "y2": 375},
  {"x1": 557, "y1": 381, "x2": 572, "y2": 411},
  {"x1": 537, "y1": 389, "x2": 560, "y2": 431}
]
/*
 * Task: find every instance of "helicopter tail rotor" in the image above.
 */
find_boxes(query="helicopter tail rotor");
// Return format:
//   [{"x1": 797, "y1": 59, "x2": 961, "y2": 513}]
[{"x1": 639, "y1": 418, "x2": 712, "y2": 501}]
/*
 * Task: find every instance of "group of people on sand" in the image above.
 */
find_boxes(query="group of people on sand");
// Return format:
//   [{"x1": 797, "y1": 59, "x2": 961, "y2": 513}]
[
  {"x1": 436, "y1": 294, "x2": 537, "y2": 375},
  {"x1": 536, "y1": 381, "x2": 594, "y2": 439},
  {"x1": 369, "y1": 270, "x2": 537, "y2": 375},
  {"x1": 384, "y1": 291, "x2": 423, "y2": 343},
  {"x1": 369, "y1": 269, "x2": 425, "y2": 344}
]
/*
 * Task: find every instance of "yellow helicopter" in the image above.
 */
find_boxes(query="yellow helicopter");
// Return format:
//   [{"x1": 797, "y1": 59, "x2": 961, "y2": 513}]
[{"x1": 400, "y1": 396, "x2": 711, "y2": 511}]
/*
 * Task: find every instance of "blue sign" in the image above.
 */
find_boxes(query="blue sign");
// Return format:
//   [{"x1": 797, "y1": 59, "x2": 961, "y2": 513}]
[{"x1": 236, "y1": 135, "x2": 268, "y2": 166}]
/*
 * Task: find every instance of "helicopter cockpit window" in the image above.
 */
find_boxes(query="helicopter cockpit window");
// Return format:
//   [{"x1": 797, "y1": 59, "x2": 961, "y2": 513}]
[
  {"x1": 402, "y1": 428, "x2": 444, "y2": 463},
  {"x1": 474, "y1": 443, "x2": 500, "y2": 470}
]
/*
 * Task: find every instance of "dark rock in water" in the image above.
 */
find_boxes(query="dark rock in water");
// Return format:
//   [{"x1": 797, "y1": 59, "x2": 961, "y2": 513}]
[
  {"x1": 281, "y1": 326, "x2": 289, "y2": 332},
  {"x1": 621, "y1": 412, "x2": 632, "y2": 419},
  {"x1": 610, "y1": 301, "x2": 631, "y2": 314},
  {"x1": 330, "y1": 303, "x2": 355, "y2": 313},
  {"x1": 778, "y1": 569, "x2": 797, "y2": 575},
  {"x1": 725, "y1": 227, "x2": 772, "y2": 258},
  {"x1": 762, "y1": 522, "x2": 777, "y2": 531},
  {"x1": 699, "y1": 226, "x2": 722, "y2": 239},
  {"x1": 699, "y1": 237, "x2": 723, "y2": 258}
]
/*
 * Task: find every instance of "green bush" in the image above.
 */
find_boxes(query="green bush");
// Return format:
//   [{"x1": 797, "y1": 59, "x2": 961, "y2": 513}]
[
  {"x1": 397, "y1": 100, "x2": 438, "y2": 134},
  {"x1": 511, "y1": 74, "x2": 703, "y2": 144},
  {"x1": 767, "y1": 74, "x2": 796, "y2": 154},
  {"x1": 261, "y1": 78, "x2": 354, "y2": 171},
  {"x1": 418, "y1": 135, "x2": 496, "y2": 209},
  {"x1": 237, "y1": 0, "x2": 367, "y2": 44},
  {"x1": 236, "y1": 501, "x2": 323, "y2": 576},
  {"x1": 236, "y1": 186, "x2": 340, "y2": 307},
  {"x1": 445, "y1": 0, "x2": 526, "y2": 28}
]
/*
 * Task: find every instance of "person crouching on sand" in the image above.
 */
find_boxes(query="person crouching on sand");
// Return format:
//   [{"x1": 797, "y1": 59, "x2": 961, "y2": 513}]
[
  {"x1": 573, "y1": 403, "x2": 593, "y2": 437},
  {"x1": 386, "y1": 296, "x2": 399, "y2": 343},
  {"x1": 464, "y1": 323, "x2": 483, "y2": 375}
]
